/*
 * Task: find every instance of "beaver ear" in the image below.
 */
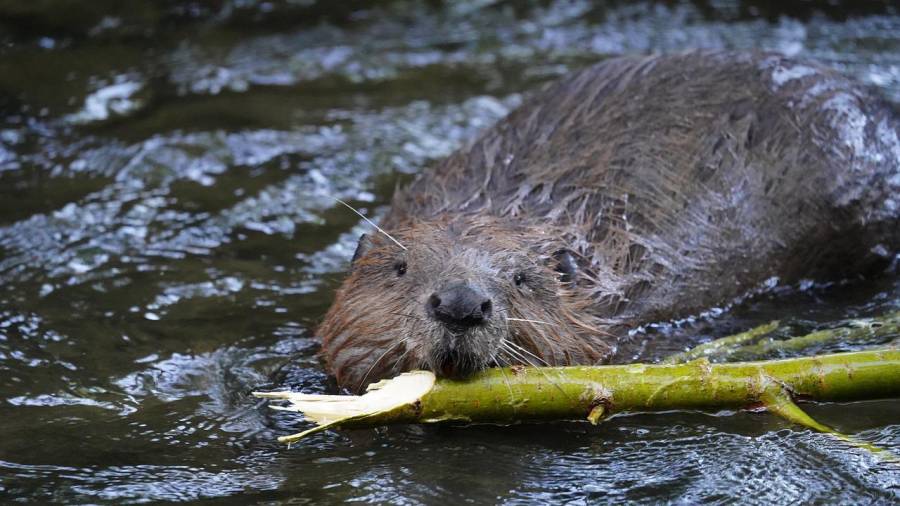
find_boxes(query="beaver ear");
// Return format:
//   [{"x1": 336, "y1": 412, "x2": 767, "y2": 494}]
[
  {"x1": 351, "y1": 233, "x2": 373, "y2": 266},
  {"x1": 551, "y1": 249, "x2": 578, "y2": 284}
]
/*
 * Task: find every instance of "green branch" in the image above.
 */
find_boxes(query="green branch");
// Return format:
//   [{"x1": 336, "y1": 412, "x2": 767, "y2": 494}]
[{"x1": 255, "y1": 349, "x2": 900, "y2": 447}]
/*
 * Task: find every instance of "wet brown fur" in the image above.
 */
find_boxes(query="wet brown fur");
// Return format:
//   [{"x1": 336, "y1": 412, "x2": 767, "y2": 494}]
[{"x1": 320, "y1": 51, "x2": 900, "y2": 392}]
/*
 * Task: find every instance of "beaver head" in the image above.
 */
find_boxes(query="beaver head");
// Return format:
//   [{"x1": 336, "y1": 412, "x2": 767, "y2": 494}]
[{"x1": 318, "y1": 216, "x2": 611, "y2": 392}]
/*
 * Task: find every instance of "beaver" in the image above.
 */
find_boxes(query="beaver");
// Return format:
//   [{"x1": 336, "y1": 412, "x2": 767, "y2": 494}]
[{"x1": 318, "y1": 51, "x2": 900, "y2": 392}]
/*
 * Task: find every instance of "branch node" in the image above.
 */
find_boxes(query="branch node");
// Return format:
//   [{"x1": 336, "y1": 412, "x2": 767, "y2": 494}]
[{"x1": 587, "y1": 404, "x2": 606, "y2": 425}]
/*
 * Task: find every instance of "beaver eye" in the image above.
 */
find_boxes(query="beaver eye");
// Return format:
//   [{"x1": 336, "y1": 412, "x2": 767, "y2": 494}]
[
  {"x1": 394, "y1": 260, "x2": 407, "y2": 277},
  {"x1": 513, "y1": 272, "x2": 526, "y2": 286}
]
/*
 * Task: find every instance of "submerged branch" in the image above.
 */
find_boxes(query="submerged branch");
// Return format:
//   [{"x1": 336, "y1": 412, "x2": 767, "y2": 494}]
[
  {"x1": 663, "y1": 320, "x2": 780, "y2": 364},
  {"x1": 665, "y1": 311, "x2": 900, "y2": 364}
]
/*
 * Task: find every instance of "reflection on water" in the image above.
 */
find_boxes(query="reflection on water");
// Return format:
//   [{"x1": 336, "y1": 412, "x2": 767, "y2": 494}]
[{"x1": 0, "y1": 1, "x2": 898, "y2": 503}]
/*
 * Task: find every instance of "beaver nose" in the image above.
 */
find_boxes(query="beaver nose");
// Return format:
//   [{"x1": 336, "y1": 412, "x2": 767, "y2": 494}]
[{"x1": 427, "y1": 283, "x2": 493, "y2": 328}]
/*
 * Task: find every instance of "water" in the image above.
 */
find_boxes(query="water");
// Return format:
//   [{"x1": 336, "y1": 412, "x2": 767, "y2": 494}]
[{"x1": 1, "y1": 1, "x2": 899, "y2": 503}]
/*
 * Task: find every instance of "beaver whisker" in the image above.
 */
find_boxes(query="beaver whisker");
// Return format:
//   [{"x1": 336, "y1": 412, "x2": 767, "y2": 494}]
[
  {"x1": 506, "y1": 317, "x2": 557, "y2": 326},
  {"x1": 499, "y1": 340, "x2": 539, "y2": 368},
  {"x1": 391, "y1": 318, "x2": 424, "y2": 373},
  {"x1": 498, "y1": 315, "x2": 537, "y2": 367},
  {"x1": 505, "y1": 315, "x2": 565, "y2": 361},
  {"x1": 501, "y1": 339, "x2": 574, "y2": 401},
  {"x1": 499, "y1": 308, "x2": 558, "y2": 365},
  {"x1": 392, "y1": 343, "x2": 417, "y2": 374},
  {"x1": 495, "y1": 348, "x2": 517, "y2": 368},
  {"x1": 332, "y1": 196, "x2": 407, "y2": 250},
  {"x1": 492, "y1": 357, "x2": 516, "y2": 401},
  {"x1": 355, "y1": 337, "x2": 409, "y2": 392},
  {"x1": 506, "y1": 348, "x2": 568, "y2": 397},
  {"x1": 503, "y1": 338, "x2": 551, "y2": 367},
  {"x1": 496, "y1": 344, "x2": 528, "y2": 368},
  {"x1": 389, "y1": 311, "x2": 424, "y2": 321}
]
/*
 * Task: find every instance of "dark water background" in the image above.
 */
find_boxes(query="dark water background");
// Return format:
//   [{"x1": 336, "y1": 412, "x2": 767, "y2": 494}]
[{"x1": 1, "y1": 0, "x2": 899, "y2": 503}]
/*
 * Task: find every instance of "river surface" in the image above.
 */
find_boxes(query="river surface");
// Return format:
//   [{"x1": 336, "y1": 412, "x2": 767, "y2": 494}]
[{"x1": 1, "y1": 1, "x2": 899, "y2": 503}]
